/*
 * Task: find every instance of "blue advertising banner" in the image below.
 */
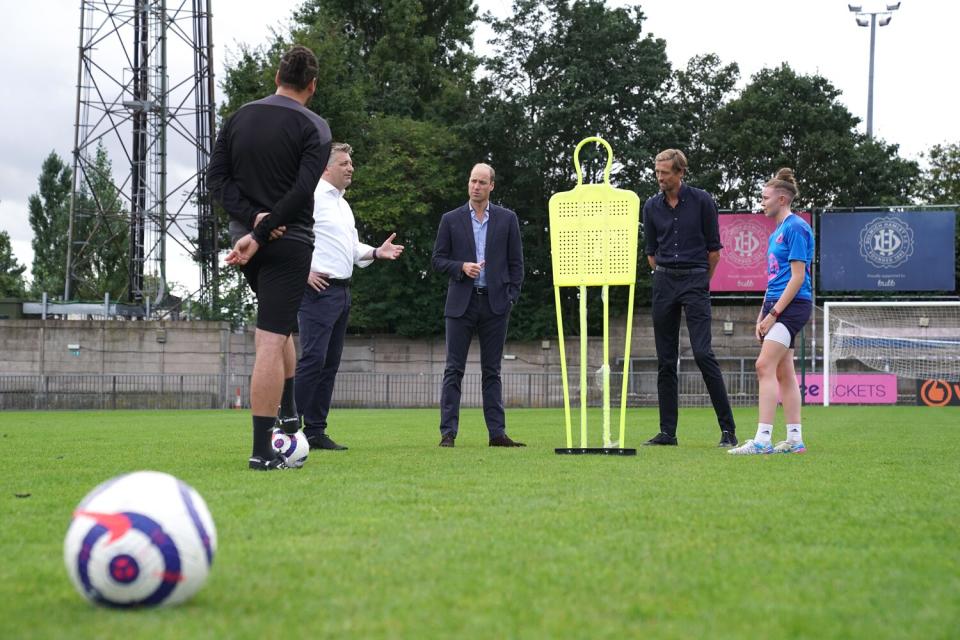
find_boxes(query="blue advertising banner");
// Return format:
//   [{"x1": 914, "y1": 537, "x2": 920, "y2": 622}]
[{"x1": 820, "y1": 211, "x2": 956, "y2": 291}]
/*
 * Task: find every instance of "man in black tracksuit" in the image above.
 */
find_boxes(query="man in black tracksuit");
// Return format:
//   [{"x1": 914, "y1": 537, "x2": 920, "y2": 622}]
[{"x1": 208, "y1": 45, "x2": 332, "y2": 470}]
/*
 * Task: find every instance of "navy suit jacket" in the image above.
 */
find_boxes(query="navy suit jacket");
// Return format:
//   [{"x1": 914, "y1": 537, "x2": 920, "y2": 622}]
[{"x1": 432, "y1": 203, "x2": 524, "y2": 317}]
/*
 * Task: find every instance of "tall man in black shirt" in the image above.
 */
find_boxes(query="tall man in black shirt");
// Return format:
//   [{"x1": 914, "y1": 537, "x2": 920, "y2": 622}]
[
  {"x1": 208, "y1": 45, "x2": 333, "y2": 470},
  {"x1": 641, "y1": 149, "x2": 738, "y2": 448}
]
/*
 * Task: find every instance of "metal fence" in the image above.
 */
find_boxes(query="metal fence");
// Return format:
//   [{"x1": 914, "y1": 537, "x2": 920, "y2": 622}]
[{"x1": 0, "y1": 371, "x2": 769, "y2": 411}]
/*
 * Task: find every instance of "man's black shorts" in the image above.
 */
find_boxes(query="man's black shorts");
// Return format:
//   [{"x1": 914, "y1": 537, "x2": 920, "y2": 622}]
[{"x1": 240, "y1": 238, "x2": 312, "y2": 335}]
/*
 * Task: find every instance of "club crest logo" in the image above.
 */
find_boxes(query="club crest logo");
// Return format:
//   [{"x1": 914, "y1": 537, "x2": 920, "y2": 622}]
[
  {"x1": 721, "y1": 219, "x2": 766, "y2": 267},
  {"x1": 859, "y1": 216, "x2": 914, "y2": 268},
  {"x1": 767, "y1": 252, "x2": 779, "y2": 281}
]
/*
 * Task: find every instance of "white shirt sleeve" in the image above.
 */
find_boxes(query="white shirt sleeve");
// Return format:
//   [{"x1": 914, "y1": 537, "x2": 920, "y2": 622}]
[
  {"x1": 310, "y1": 179, "x2": 375, "y2": 277},
  {"x1": 353, "y1": 226, "x2": 375, "y2": 268}
]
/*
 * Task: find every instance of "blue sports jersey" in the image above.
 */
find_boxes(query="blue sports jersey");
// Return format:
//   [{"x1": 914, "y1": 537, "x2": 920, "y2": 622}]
[{"x1": 765, "y1": 213, "x2": 813, "y2": 301}]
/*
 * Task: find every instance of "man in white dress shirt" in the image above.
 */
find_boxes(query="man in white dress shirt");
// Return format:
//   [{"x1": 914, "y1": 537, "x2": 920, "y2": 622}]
[{"x1": 295, "y1": 142, "x2": 404, "y2": 450}]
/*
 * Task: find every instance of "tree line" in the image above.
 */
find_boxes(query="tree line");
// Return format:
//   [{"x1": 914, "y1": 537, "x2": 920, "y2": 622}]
[
  {"x1": 8, "y1": 0, "x2": 959, "y2": 337},
  {"x1": 4, "y1": 144, "x2": 126, "y2": 301}
]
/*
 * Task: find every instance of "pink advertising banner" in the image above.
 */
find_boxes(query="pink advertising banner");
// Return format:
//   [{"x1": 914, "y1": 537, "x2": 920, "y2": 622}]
[
  {"x1": 711, "y1": 212, "x2": 813, "y2": 292},
  {"x1": 796, "y1": 373, "x2": 898, "y2": 405}
]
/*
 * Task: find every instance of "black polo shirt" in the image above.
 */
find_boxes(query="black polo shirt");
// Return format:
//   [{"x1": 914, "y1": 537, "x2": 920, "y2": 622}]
[
  {"x1": 642, "y1": 183, "x2": 722, "y2": 270},
  {"x1": 208, "y1": 94, "x2": 332, "y2": 247}
]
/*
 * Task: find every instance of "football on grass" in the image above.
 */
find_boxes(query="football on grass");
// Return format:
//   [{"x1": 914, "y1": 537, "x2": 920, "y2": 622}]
[
  {"x1": 63, "y1": 471, "x2": 216, "y2": 608},
  {"x1": 272, "y1": 429, "x2": 310, "y2": 468}
]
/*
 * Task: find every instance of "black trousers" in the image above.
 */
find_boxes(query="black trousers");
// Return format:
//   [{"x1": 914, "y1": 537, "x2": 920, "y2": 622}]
[
  {"x1": 651, "y1": 270, "x2": 736, "y2": 436},
  {"x1": 295, "y1": 284, "x2": 351, "y2": 438},
  {"x1": 439, "y1": 290, "x2": 510, "y2": 439}
]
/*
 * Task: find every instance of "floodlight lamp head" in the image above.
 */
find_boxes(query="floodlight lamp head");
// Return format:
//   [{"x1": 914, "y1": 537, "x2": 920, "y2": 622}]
[
  {"x1": 848, "y1": 4, "x2": 862, "y2": 12},
  {"x1": 879, "y1": 15, "x2": 892, "y2": 26},
  {"x1": 886, "y1": 2, "x2": 901, "y2": 10},
  {"x1": 856, "y1": 17, "x2": 869, "y2": 26}
]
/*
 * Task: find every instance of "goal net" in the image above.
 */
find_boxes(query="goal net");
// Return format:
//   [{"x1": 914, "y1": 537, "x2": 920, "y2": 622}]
[{"x1": 823, "y1": 301, "x2": 960, "y2": 405}]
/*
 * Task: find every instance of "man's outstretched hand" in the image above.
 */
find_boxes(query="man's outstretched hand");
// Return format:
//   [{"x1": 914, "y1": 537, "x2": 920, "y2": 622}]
[{"x1": 376, "y1": 232, "x2": 404, "y2": 260}]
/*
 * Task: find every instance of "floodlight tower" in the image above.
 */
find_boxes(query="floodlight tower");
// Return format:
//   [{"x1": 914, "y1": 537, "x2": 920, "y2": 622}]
[
  {"x1": 848, "y1": 2, "x2": 901, "y2": 139},
  {"x1": 65, "y1": 0, "x2": 218, "y2": 312}
]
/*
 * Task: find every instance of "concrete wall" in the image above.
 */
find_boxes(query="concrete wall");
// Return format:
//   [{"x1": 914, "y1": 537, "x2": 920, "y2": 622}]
[
  {"x1": 0, "y1": 319, "x2": 232, "y2": 376},
  {"x1": 10, "y1": 307, "x2": 932, "y2": 408},
  {"x1": 0, "y1": 304, "x2": 816, "y2": 377}
]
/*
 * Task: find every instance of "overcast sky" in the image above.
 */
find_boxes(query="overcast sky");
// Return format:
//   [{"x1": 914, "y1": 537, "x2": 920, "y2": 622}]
[{"x1": 1, "y1": 0, "x2": 957, "y2": 294}]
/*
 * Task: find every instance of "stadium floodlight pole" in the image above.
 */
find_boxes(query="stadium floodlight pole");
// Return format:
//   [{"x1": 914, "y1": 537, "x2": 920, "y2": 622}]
[{"x1": 849, "y1": 2, "x2": 901, "y2": 138}]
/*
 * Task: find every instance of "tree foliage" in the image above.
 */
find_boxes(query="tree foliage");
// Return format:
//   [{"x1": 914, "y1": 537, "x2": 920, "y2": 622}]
[
  {"x1": 0, "y1": 230, "x2": 27, "y2": 298},
  {"x1": 473, "y1": 0, "x2": 673, "y2": 335},
  {"x1": 920, "y1": 141, "x2": 960, "y2": 292},
  {"x1": 211, "y1": 0, "x2": 930, "y2": 338},
  {"x1": 923, "y1": 142, "x2": 960, "y2": 205},
  {"x1": 71, "y1": 143, "x2": 129, "y2": 300},
  {"x1": 348, "y1": 116, "x2": 464, "y2": 336},
  {"x1": 193, "y1": 267, "x2": 256, "y2": 328},
  {"x1": 294, "y1": 0, "x2": 478, "y2": 122},
  {"x1": 28, "y1": 146, "x2": 130, "y2": 301},
  {"x1": 28, "y1": 151, "x2": 72, "y2": 297},
  {"x1": 833, "y1": 137, "x2": 920, "y2": 208},
  {"x1": 702, "y1": 64, "x2": 920, "y2": 210},
  {"x1": 665, "y1": 53, "x2": 740, "y2": 195},
  {"x1": 705, "y1": 64, "x2": 859, "y2": 209},
  {"x1": 216, "y1": 0, "x2": 478, "y2": 335}
]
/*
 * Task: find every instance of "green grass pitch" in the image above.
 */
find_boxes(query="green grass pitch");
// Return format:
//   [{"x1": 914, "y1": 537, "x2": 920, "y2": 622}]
[{"x1": 1, "y1": 406, "x2": 958, "y2": 639}]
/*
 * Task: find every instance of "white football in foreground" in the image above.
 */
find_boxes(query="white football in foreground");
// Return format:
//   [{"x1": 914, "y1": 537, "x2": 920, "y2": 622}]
[
  {"x1": 272, "y1": 429, "x2": 310, "y2": 468},
  {"x1": 63, "y1": 471, "x2": 217, "y2": 607}
]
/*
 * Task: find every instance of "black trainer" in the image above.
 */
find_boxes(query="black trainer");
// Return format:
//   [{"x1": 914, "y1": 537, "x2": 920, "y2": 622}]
[
  {"x1": 248, "y1": 455, "x2": 290, "y2": 470},
  {"x1": 307, "y1": 434, "x2": 348, "y2": 451},
  {"x1": 643, "y1": 432, "x2": 678, "y2": 446},
  {"x1": 718, "y1": 430, "x2": 738, "y2": 448},
  {"x1": 275, "y1": 415, "x2": 300, "y2": 435}
]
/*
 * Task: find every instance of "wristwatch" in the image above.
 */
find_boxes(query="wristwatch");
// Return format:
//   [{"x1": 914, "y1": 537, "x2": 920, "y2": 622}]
[{"x1": 769, "y1": 307, "x2": 780, "y2": 318}]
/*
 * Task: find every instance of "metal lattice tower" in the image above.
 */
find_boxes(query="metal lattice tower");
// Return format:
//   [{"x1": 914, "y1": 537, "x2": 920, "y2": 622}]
[{"x1": 65, "y1": 0, "x2": 218, "y2": 311}]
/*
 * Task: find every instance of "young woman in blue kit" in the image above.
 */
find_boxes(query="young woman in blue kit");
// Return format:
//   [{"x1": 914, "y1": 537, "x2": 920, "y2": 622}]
[{"x1": 730, "y1": 168, "x2": 814, "y2": 455}]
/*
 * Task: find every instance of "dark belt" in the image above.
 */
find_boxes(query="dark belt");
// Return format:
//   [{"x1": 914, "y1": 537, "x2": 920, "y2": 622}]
[
  {"x1": 327, "y1": 277, "x2": 351, "y2": 287},
  {"x1": 473, "y1": 287, "x2": 488, "y2": 295},
  {"x1": 654, "y1": 265, "x2": 707, "y2": 275}
]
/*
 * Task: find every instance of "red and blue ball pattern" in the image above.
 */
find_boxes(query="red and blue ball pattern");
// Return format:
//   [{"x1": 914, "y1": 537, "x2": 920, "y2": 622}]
[{"x1": 64, "y1": 471, "x2": 217, "y2": 608}]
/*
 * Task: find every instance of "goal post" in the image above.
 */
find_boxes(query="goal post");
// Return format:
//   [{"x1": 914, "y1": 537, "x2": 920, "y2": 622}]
[{"x1": 823, "y1": 301, "x2": 960, "y2": 406}]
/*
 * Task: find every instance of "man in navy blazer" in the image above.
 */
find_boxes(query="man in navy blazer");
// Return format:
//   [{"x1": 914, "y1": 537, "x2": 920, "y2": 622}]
[{"x1": 432, "y1": 163, "x2": 525, "y2": 447}]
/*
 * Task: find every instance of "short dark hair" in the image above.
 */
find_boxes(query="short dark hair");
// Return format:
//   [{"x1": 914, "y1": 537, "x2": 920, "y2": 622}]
[{"x1": 278, "y1": 45, "x2": 318, "y2": 91}]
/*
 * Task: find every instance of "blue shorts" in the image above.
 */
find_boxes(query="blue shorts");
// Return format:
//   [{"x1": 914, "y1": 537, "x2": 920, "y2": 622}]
[{"x1": 762, "y1": 298, "x2": 812, "y2": 349}]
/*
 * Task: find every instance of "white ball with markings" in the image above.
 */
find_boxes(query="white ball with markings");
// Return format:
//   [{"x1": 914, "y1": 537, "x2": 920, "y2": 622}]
[
  {"x1": 63, "y1": 471, "x2": 217, "y2": 608},
  {"x1": 272, "y1": 429, "x2": 310, "y2": 468}
]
